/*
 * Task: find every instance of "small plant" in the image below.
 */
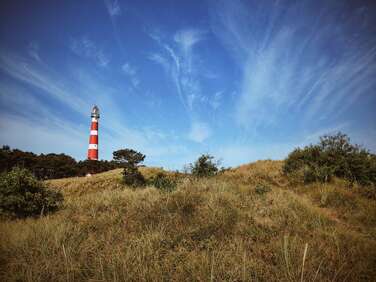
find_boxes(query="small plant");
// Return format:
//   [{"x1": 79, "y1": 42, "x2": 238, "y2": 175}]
[
  {"x1": 122, "y1": 166, "x2": 146, "y2": 187},
  {"x1": 189, "y1": 154, "x2": 219, "y2": 178},
  {"x1": 0, "y1": 167, "x2": 63, "y2": 218},
  {"x1": 255, "y1": 184, "x2": 271, "y2": 195},
  {"x1": 113, "y1": 149, "x2": 146, "y2": 187},
  {"x1": 149, "y1": 173, "x2": 177, "y2": 192}
]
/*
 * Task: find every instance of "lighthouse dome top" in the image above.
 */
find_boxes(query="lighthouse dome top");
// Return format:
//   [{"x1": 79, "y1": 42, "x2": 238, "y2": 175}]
[{"x1": 91, "y1": 105, "x2": 100, "y2": 118}]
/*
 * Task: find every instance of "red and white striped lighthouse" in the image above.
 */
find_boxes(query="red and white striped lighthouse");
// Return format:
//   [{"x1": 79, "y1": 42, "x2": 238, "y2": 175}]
[{"x1": 87, "y1": 105, "x2": 100, "y2": 160}]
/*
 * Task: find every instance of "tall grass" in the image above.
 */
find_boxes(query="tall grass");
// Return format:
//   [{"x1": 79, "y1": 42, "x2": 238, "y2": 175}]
[{"x1": 0, "y1": 161, "x2": 375, "y2": 281}]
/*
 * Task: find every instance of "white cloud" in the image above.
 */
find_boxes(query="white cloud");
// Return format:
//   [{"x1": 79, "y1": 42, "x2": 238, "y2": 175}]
[
  {"x1": 121, "y1": 63, "x2": 140, "y2": 88},
  {"x1": 27, "y1": 41, "x2": 41, "y2": 62},
  {"x1": 0, "y1": 114, "x2": 87, "y2": 158},
  {"x1": 148, "y1": 28, "x2": 206, "y2": 112},
  {"x1": 70, "y1": 37, "x2": 110, "y2": 67},
  {"x1": 105, "y1": 0, "x2": 121, "y2": 17},
  {"x1": 211, "y1": 0, "x2": 376, "y2": 130},
  {"x1": 148, "y1": 29, "x2": 215, "y2": 149},
  {"x1": 0, "y1": 84, "x2": 87, "y2": 158},
  {"x1": 148, "y1": 53, "x2": 170, "y2": 72},
  {"x1": 210, "y1": 91, "x2": 223, "y2": 110},
  {"x1": 210, "y1": 0, "x2": 252, "y2": 63},
  {"x1": 174, "y1": 29, "x2": 205, "y2": 52},
  {"x1": 188, "y1": 121, "x2": 211, "y2": 143},
  {"x1": 0, "y1": 51, "x2": 88, "y2": 116},
  {"x1": 121, "y1": 63, "x2": 136, "y2": 76}
]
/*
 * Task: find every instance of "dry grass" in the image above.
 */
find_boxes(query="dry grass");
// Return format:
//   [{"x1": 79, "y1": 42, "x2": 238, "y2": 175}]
[{"x1": 1, "y1": 160, "x2": 375, "y2": 281}]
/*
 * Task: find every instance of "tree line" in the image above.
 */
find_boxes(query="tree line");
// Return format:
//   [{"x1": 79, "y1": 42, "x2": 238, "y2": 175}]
[{"x1": 0, "y1": 145, "x2": 123, "y2": 180}]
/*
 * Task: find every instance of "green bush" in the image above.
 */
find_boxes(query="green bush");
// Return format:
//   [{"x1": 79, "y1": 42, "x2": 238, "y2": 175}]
[
  {"x1": 113, "y1": 149, "x2": 146, "y2": 187},
  {"x1": 149, "y1": 173, "x2": 177, "y2": 192},
  {"x1": 189, "y1": 154, "x2": 219, "y2": 178},
  {"x1": 0, "y1": 167, "x2": 63, "y2": 218},
  {"x1": 122, "y1": 166, "x2": 146, "y2": 187},
  {"x1": 255, "y1": 184, "x2": 271, "y2": 195},
  {"x1": 283, "y1": 132, "x2": 376, "y2": 185}
]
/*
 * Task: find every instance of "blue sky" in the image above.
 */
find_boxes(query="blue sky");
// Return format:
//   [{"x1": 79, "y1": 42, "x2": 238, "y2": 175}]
[{"x1": 0, "y1": 0, "x2": 375, "y2": 169}]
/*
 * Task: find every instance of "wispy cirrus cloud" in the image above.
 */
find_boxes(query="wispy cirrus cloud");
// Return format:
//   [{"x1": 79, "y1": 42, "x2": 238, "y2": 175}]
[
  {"x1": 104, "y1": 0, "x2": 121, "y2": 18},
  {"x1": 121, "y1": 63, "x2": 140, "y2": 88},
  {"x1": 211, "y1": 0, "x2": 376, "y2": 131},
  {"x1": 70, "y1": 37, "x2": 110, "y2": 67},
  {"x1": 147, "y1": 29, "x2": 212, "y2": 142},
  {"x1": 148, "y1": 28, "x2": 206, "y2": 112},
  {"x1": 27, "y1": 41, "x2": 41, "y2": 62},
  {"x1": 188, "y1": 121, "x2": 211, "y2": 143},
  {"x1": 0, "y1": 82, "x2": 88, "y2": 157},
  {"x1": 174, "y1": 29, "x2": 206, "y2": 53},
  {"x1": 0, "y1": 50, "x2": 88, "y2": 116},
  {"x1": 210, "y1": 91, "x2": 223, "y2": 110},
  {"x1": 148, "y1": 53, "x2": 170, "y2": 72},
  {"x1": 148, "y1": 28, "x2": 214, "y2": 142}
]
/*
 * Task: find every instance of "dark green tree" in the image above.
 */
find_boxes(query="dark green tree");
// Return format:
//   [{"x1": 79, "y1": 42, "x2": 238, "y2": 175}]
[
  {"x1": 113, "y1": 149, "x2": 145, "y2": 166},
  {"x1": 283, "y1": 132, "x2": 376, "y2": 185},
  {"x1": 190, "y1": 154, "x2": 219, "y2": 177},
  {"x1": 113, "y1": 149, "x2": 146, "y2": 187}
]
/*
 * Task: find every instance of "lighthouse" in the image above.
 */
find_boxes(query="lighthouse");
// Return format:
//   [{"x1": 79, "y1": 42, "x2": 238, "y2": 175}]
[{"x1": 87, "y1": 105, "x2": 100, "y2": 160}]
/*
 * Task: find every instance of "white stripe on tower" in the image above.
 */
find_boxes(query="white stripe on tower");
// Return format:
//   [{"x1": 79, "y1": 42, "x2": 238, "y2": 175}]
[{"x1": 88, "y1": 144, "x2": 98, "y2": 149}]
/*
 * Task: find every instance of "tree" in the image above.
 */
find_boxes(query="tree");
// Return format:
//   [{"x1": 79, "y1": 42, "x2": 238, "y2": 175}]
[
  {"x1": 113, "y1": 149, "x2": 146, "y2": 187},
  {"x1": 283, "y1": 132, "x2": 376, "y2": 185},
  {"x1": 190, "y1": 154, "x2": 219, "y2": 177},
  {"x1": 113, "y1": 149, "x2": 145, "y2": 167},
  {"x1": 0, "y1": 167, "x2": 63, "y2": 218}
]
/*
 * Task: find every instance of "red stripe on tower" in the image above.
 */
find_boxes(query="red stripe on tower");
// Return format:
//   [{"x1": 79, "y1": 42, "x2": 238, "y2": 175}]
[{"x1": 87, "y1": 105, "x2": 100, "y2": 160}]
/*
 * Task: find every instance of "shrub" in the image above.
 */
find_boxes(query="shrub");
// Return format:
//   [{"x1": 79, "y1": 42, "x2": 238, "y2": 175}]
[
  {"x1": 0, "y1": 167, "x2": 63, "y2": 218},
  {"x1": 149, "y1": 173, "x2": 177, "y2": 192},
  {"x1": 283, "y1": 132, "x2": 376, "y2": 185},
  {"x1": 255, "y1": 184, "x2": 271, "y2": 195},
  {"x1": 113, "y1": 149, "x2": 146, "y2": 187},
  {"x1": 189, "y1": 154, "x2": 219, "y2": 178},
  {"x1": 318, "y1": 189, "x2": 357, "y2": 209},
  {"x1": 122, "y1": 166, "x2": 146, "y2": 187}
]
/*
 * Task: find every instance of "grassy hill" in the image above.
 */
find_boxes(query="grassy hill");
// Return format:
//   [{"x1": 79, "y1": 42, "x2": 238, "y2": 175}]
[{"x1": 1, "y1": 161, "x2": 375, "y2": 281}]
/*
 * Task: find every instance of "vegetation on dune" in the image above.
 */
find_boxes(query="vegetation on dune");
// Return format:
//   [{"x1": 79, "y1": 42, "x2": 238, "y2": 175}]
[
  {"x1": 0, "y1": 167, "x2": 63, "y2": 218},
  {"x1": 1, "y1": 160, "x2": 375, "y2": 281},
  {"x1": 283, "y1": 132, "x2": 376, "y2": 186},
  {"x1": 0, "y1": 134, "x2": 375, "y2": 281},
  {"x1": 113, "y1": 148, "x2": 147, "y2": 187},
  {"x1": 188, "y1": 153, "x2": 221, "y2": 177},
  {"x1": 0, "y1": 145, "x2": 123, "y2": 180},
  {"x1": 148, "y1": 172, "x2": 177, "y2": 192}
]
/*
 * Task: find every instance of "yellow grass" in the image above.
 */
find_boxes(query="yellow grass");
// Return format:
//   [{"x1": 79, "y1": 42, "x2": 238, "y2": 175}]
[{"x1": 1, "y1": 160, "x2": 375, "y2": 281}]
